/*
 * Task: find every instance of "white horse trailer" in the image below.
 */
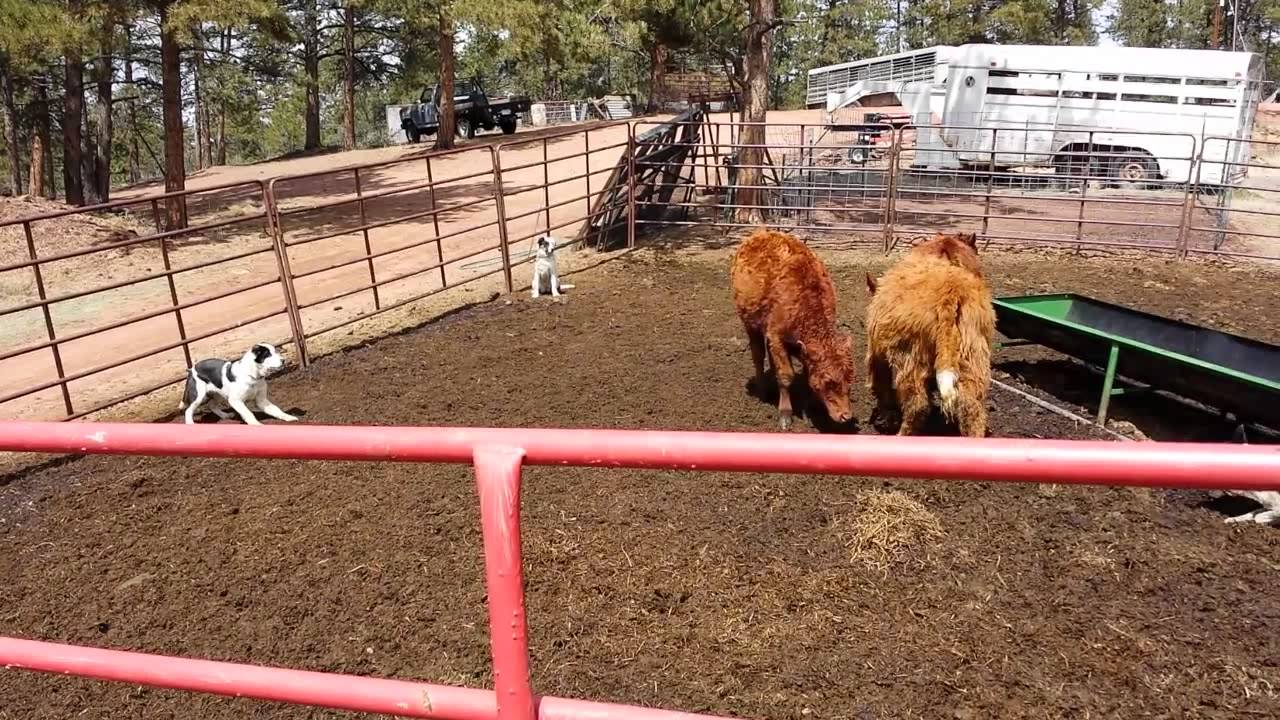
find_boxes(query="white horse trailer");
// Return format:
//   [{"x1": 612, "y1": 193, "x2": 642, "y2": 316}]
[{"x1": 818, "y1": 44, "x2": 1263, "y2": 186}]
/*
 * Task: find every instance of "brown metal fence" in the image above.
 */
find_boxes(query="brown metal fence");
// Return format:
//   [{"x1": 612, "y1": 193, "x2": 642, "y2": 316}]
[{"x1": 2, "y1": 117, "x2": 1277, "y2": 422}]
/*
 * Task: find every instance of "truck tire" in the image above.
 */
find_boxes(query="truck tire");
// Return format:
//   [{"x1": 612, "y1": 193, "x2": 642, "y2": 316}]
[
  {"x1": 456, "y1": 117, "x2": 476, "y2": 139},
  {"x1": 499, "y1": 117, "x2": 517, "y2": 135},
  {"x1": 405, "y1": 126, "x2": 421, "y2": 143}
]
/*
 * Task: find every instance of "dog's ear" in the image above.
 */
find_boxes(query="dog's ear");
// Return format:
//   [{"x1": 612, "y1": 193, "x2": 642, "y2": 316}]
[{"x1": 252, "y1": 344, "x2": 273, "y2": 364}]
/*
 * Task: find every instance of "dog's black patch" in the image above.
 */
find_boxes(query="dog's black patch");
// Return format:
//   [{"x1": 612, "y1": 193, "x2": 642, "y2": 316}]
[
  {"x1": 252, "y1": 344, "x2": 272, "y2": 364},
  {"x1": 192, "y1": 359, "x2": 229, "y2": 389}
]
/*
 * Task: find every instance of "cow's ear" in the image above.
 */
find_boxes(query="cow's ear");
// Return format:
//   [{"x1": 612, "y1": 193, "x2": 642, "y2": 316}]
[
  {"x1": 865, "y1": 273, "x2": 877, "y2": 295},
  {"x1": 962, "y1": 232, "x2": 978, "y2": 248}
]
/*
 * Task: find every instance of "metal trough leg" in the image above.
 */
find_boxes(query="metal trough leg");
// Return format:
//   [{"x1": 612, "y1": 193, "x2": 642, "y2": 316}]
[{"x1": 1097, "y1": 343, "x2": 1120, "y2": 425}]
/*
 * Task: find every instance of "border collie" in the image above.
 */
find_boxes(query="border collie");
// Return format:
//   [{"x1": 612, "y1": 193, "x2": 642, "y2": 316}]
[
  {"x1": 179, "y1": 343, "x2": 297, "y2": 425},
  {"x1": 531, "y1": 234, "x2": 574, "y2": 298}
]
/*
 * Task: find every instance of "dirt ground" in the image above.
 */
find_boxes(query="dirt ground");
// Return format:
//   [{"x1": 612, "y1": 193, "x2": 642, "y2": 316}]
[{"x1": 2, "y1": 245, "x2": 1279, "y2": 719}]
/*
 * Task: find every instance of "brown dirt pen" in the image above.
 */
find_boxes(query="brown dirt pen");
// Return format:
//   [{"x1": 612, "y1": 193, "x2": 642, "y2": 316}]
[{"x1": 2, "y1": 241, "x2": 1280, "y2": 718}]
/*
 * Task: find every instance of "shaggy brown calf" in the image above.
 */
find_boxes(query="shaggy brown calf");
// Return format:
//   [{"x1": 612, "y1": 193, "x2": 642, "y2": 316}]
[
  {"x1": 731, "y1": 228, "x2": 855, "y2": 430},
  {"x1": 864, "y1": 232, "x2": 995, "y2": 437}
]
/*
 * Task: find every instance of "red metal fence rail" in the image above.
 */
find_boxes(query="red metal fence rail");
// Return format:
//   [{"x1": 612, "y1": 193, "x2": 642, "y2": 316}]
[{"x1": 0, "y1": 422, "x2": 1278, "y2": 718}]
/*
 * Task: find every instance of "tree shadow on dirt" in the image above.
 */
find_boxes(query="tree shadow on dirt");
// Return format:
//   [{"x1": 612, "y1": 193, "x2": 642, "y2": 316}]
[{"x1": 272, "y1": 179, "x2": 536, "y2": 248}]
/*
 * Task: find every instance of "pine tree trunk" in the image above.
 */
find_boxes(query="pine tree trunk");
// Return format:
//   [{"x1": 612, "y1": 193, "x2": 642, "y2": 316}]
[
  {"x1": 217, "y1": 108, "x2": 227, "y2": 165},
  {"x1": 303, "y1": 0, "x2": 321, "y2": 150},
  {"x1": 29, "y1": 136, "x2": 44, "y2": 197},
  {"x1": 343, "y1": 3, "x2": 357, "y2": 151},
  {"x1": 63, "y1": 44, "x2": 86, "y2": 206},
  {"x1": 94, "y1": 22, "x2": 114, "y2": 203},
  {"x1": 435, "y1": 10, "x2": 456, "y2": 151},
  {"x1": 82, "y1": 109, "x2": 99, "y2": 204},
  {"x1": 0, "y1": 65, "x2": 21, "y2": 196},
  {"x1": 34, "y1": 79, "x2": 54, "y2": 197},
  {"x1": 646, "y1": 41, "x2": 667, "y2": 113},
  {"x1": 159, "y1": 6, "x2": 188, "y2": 230},
  {"x1": 216, "y1": 28, "x2": 230, "y2": 165},
  {"x1": 735, "y1": 0, "x2": 774, "y2": 224},
  {"x1": 124, "y1": 24, "x2": 141, "y2": 184},
  {"x1": 193, "y1": 37, "x2": 212, "y2": 170}
]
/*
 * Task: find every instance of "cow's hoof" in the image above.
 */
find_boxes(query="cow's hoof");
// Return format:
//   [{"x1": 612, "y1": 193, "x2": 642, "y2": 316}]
[{"x1": 778, "y1": 415, "x2": 793, "y2": 431}]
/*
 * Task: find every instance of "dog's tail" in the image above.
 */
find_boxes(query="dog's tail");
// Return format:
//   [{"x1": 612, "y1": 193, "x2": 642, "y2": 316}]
[
  {"x1": 178, "y1": 370, "x2": 196, "y2": 409},
  {"x1": 933, "y1": 289, "x2": 995, "y2": 423},
  {"x1": 558, "y1": 283, "x2": 576, "y2": 290}
]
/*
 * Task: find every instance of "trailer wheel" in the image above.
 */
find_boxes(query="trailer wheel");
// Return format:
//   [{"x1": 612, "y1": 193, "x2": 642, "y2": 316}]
[
  {"x1": 1111, "y1": 152, "x2": 1158, "y2": 189},
  {"x1": 499, "y1": 117, "x2": 517, "y2": 135},
  {"x1": 848, "y1": 146, "x2": 868, "y2": 165}
]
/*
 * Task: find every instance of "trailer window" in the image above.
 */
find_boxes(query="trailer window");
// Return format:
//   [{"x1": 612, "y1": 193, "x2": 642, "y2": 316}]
[
  {"x1": 1123, "y1": 75, "x2": 1181, "y2": 84},
  {"x1": 1186, "y1": 78, "x2": 1238, "y2": 87},
  {"x1": 987, "y1": 87, "x2": 1057, "y2": 97},
  {"x1": 1121, "y1": 93, "x2": 1178, "y2": 104},
  {"x1": 1185, "y1": 96, "x2": 1236, "y2": 106}
]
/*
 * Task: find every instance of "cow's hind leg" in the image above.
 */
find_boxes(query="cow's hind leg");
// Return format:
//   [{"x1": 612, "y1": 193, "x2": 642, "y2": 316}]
[
  {"x1": 954, "y1": 384, "x2": 988, "y2": 439},
  {"x1": 744, "y1": 324, "x2": 768, "y2": 396},
  {"x1": 766, "y1": 332, "x2": 795, "y2": 430},
  {"x1": 894, "y1": 358, "x2": 931, "y2": 436},
  {"x1": 867, "y1": 348, "x2": 899, "y2": 432}
]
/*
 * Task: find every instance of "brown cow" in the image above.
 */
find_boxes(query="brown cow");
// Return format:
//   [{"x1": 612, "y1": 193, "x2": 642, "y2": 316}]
[
  {"x1": 864, "y1": 232, "x2": 995, "y2": 437},
  {"x1": 731, "y1": 228, "x2": 855, "y2": 430}
]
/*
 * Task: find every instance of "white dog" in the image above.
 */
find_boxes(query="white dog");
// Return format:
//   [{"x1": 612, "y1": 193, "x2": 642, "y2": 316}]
[
  {"x1": 1221, "y1": 425, "x2": 1280, "y2": 525},
  {"x1": 530, "y1": 234, "x2": 574, "y2": 298},
  {"x1": 179, "y1": 343, "x2": 297, "y2": 425}
]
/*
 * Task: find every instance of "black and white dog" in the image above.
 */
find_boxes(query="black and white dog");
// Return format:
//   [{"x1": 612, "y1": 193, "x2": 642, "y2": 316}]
[
  {"x1": 179, "y1": 343, "x2": 297, "y2": 425},
  {"x1": 531, "y1": 234, "x2": 574, "y2": 298}
]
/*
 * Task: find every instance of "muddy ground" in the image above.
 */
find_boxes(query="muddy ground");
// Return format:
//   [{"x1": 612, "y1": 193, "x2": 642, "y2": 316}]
[{"x1": 1, "y1": 245, "x2": 1279, "y2": 719}]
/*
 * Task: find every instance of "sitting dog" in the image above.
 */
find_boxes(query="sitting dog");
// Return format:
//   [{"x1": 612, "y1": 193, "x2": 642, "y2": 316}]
[
  {"x1": 530, "y1": 234, "x2": 574, "y2": 298},
  {"x1": 179, "y1": 343, "x2": 297, "y2": 425}
]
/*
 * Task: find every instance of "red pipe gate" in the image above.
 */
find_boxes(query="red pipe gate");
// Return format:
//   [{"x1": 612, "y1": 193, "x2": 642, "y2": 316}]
[{"x1": 1, "y1": 422, "x2": 1279, "y2": 718}]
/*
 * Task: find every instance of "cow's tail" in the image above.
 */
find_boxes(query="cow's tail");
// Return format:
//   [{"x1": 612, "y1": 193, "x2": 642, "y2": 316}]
[
  {"x1": 179, "y1": 370, "x2": 196, "y2": 410},
  {"x1": 933, "y1": 293, "x2": 992, "y2": 423}
]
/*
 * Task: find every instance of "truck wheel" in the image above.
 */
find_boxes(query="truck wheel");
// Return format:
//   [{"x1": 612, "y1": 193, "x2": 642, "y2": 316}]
[
  {"x1": 406, "y1": 126, "x2": 421, "y2": 143},
  {"x1": 456, "y1": 117, "x2": 475, "y2": 139},
  {"x1": 1111, "y1": 152, "x2": 1158, "y2": 189},
  {"x1": 499, "y1": 117, "x2": 517, "y2": 135}
]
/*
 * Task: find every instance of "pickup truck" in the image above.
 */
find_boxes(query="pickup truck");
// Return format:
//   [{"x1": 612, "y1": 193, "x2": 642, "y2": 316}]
[{"x1": 399, "y1": 79, "x2": 532, "y2": 142}]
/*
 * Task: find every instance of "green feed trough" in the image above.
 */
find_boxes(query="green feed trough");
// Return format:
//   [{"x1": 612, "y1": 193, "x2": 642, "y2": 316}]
[{"x1": 993, "y1": 293, "x2": 1280, "y2": 429}]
